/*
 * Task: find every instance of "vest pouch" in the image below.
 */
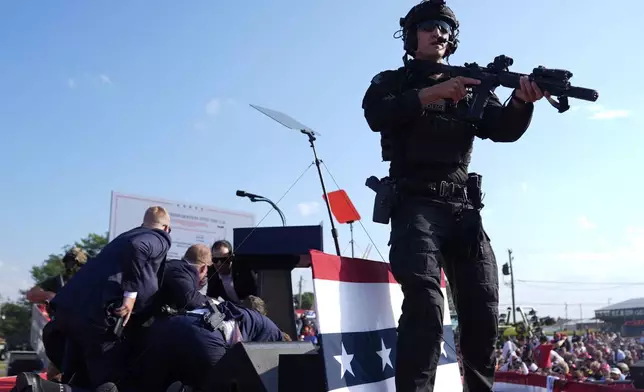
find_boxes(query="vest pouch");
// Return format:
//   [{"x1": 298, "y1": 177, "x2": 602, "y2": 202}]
[{"x1": 403, "y1": 116, "x2": 476, "y2": 165}]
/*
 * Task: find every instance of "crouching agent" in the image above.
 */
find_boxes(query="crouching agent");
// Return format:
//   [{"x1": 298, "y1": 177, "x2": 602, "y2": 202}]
[{"x1": 134, "y1": 298, "x2": 291, "y2": 391}]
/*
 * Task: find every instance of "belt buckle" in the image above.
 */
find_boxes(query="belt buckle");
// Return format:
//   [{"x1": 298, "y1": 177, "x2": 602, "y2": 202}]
[{"x1": 439, "y1": 181, "x2": 448, "y2": 197}]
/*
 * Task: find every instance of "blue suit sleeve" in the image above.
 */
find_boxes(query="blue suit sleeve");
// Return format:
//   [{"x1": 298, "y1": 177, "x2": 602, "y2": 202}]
[
  {"x1": 241, "y1": 308, "x2": 283, "y2": 342},
  {"x1": 121, "y1": 233, "x2": 164, "y2": 294},
  {"x1": 164, "y1": 267, "x2": 208, "y2": 310}
]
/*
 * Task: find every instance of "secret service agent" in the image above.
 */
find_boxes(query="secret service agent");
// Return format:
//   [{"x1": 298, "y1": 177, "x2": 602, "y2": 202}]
[
  {"x1": 361, "y1": 1, "x2": 546, "y2": 392},
  {"x1": 49, "y1": 206, "x2": 172, "y2": 390}
]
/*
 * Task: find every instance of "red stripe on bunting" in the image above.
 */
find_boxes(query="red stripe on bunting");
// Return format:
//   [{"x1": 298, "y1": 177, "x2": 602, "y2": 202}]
[{"x1": 310, "y1": 250, "x2": 446, "y2": 288}]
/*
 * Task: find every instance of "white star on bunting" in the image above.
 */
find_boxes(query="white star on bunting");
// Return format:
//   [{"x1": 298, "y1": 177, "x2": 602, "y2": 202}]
[
  {"x1": 376, "y1": 338, "x2": 393, "y2": 371},
  {"x1": 333, "y1": 343, "x2": 355, "y2": 378}
]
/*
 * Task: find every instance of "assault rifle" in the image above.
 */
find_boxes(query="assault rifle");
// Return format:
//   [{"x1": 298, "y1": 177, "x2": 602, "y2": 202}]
[{"x1": 419, "y1": 55, "x2": 599, "y2": 120}]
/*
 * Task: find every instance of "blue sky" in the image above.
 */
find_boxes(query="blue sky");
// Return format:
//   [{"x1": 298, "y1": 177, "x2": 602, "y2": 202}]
[{"x1": 1, "y1": 1, "x2": 642, "y2": 319}]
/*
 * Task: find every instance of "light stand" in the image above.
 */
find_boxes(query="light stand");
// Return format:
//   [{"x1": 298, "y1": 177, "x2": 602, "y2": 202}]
[
  {"x1": 348, "y1": 220, "x2": 355, "y2": 258},
  {"x1": 249, "y1": 104, "x2": 342, "y2": 256}
]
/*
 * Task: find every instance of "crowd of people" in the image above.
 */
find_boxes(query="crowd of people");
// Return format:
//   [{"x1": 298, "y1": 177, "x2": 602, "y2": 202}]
[
  {"x1": 295, "y1": 312, "x2": 318, "y2": 345},
  {"x1": 495, "y1": 331, "x2": 644, "y2": 384}
]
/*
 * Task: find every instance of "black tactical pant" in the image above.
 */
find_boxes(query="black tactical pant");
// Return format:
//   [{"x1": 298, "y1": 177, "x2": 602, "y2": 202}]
[{"x1": 389, "y1": 194, "x2": 499, "y2": 392}]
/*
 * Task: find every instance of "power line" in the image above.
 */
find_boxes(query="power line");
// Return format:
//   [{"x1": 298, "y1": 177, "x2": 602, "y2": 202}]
[
  {"x1": 516, "y1": 282, "x2": 625, "y2": 292},
  {"x1": 499, "y1": 302, "x2": 607, "y2": 307},
  {"x1": 516, "y1": 279, "x2": 644, "y2": 286}
]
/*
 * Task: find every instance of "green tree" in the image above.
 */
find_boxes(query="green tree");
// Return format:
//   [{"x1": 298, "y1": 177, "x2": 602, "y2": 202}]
[
  {"x1": 72, "y1": 232, "x2": 108, "y2": 258},
  {"x1": 29, "y1": 232, "x2": 108, "y2": 284},
  {"x1": 300, "y1": 292, "x2": 315, "y2": 310},
  {"x1": 292, "y1": 292, "x2": 316, "y2": 310},
  {"x1": 0, "y1": 301, "x2": 31, "y2": 349}
]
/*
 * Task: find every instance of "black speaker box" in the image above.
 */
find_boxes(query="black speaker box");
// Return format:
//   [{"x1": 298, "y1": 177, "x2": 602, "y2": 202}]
[
  {"x1": 630, "y1": 359, "x2": 644, "y2": 389},
  {"x1": 202, "y1": 341, "x2": 325, "y2": 392},
  {"x1": 6, "y1": 351, "x2": 44, "y2": 377}
]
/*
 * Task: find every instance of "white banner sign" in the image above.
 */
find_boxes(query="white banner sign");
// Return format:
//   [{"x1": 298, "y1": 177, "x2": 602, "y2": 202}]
[{"x1": 109, "y1": 192, "x2": 255, "y2": 260}]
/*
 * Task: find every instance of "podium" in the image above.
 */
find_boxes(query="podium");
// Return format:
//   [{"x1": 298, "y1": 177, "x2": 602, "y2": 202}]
[{"x1": 233, "y1": 225, "x2": 323, "y2": 338}]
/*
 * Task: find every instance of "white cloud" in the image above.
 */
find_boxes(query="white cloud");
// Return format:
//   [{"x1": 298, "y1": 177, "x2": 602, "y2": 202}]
[
  {"x1": 589, "y1": 109, "x2": 630, "y2": 120},
  {"x1": 586, "y1": 104, "x2": 603, "y2": 112},
  {"x1": 205, "y1": 99, "x2": 221, "y2": 117},
  {"x1": 297, "y1": 202, "x2": 321, "y2": 217},
  {"x1": 577, "y1": 215, "x2": 597, "y2": 230},
  {"x1": 527, "y1": 226, "x2": 644, "y2": 271},
  {"x1": 67, "y1": 78, "x2": 76, "y2": 89},
  {"x1": 192, "y1": 98, "x2": 235, "y2": 131},
  {"x1": 520, "y1": 182, "x2": 528, "y2": 193},
  {"x1": 581, "y1": 104, "x2": 630, "y2": 120},
  {"x1": 99, "y1": 74, "x2": 112, "y2": 84}
]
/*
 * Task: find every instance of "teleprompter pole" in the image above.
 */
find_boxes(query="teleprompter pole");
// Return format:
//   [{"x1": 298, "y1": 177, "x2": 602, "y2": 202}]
[{"x1": 303, "y1": 129, "x2": 341, "y2": 256}]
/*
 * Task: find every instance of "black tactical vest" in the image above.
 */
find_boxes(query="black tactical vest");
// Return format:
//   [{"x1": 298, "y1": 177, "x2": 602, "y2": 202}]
[{"x1": 381, "y1": 65, "x2": 478, "y2": 177}]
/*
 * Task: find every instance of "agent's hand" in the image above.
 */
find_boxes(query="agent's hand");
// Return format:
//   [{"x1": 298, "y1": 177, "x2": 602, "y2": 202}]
[
  {"x1": 432, "y1": 76, "x2": 481, "y2": 103},
  {"x1": 114, "y1": 296, "x2": 136, "y2": 326},
  {"x1": 513, "y1": 76, "x2": 548, "y2": 103}
]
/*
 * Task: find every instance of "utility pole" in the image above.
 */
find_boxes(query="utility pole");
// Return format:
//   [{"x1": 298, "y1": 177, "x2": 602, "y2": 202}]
[
  {"x1": 508, "y1": 249, "x2": 516, "y2": 324},
  {"x1": 298, "y1": 276, "x2": 304, "y2": 309},
  {"x1": 579, "y1": 304, "x2": 583, "y2": 320},
  {"x1": 565, "y1": 303, "x2": 568, "y2": 321},
  {"x1": 349, "y1": 223, "x2": 355, "y2": 258}
]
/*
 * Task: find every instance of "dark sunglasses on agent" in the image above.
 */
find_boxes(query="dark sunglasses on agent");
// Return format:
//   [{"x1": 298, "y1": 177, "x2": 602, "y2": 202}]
[{"x1": 417, "y1": 20, "x2": 452, "y2": 35}]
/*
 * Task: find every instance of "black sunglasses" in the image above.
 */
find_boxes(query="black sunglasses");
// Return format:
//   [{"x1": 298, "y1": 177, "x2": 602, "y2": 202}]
[{"x1": 417, "y1": 20, "x2": 452, "y2": 35}]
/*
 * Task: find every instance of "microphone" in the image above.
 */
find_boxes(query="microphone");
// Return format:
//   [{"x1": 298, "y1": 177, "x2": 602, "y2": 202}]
[
  {"x1": 236, "y1": 190, "x2": 286, "y2": 226},
  {"x1": 236, "y1": 190, "x2": 262, "y2": 199}
]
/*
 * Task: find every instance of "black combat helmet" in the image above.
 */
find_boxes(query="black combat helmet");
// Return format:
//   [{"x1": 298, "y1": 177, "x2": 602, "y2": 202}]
[{"x1": 398, "y1": 0, "x2": 460, "y2": 57}]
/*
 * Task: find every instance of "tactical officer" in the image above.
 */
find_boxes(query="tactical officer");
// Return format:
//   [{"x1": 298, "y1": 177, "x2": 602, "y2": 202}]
[
  {"x1": 362, "y1": 1, "x2": 546, "y2": 391},
  {"x1": 26, "y1": 247, "x2": 88, "y2": 305},
  {"x1": 26, "y1": 247, "x2": 88, "y2": 382}
]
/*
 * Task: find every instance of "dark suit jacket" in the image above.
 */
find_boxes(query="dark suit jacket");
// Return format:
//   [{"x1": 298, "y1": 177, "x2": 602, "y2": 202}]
[
  {"x1": 51, "y1": 226, "x2": 171, "y2": 326},
  {"x1": 158, "y1": 258, "x2": 208, "y2": 311},
  {"x1": 205, "y1": 263, "x2": 258, "y2": 303}
]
